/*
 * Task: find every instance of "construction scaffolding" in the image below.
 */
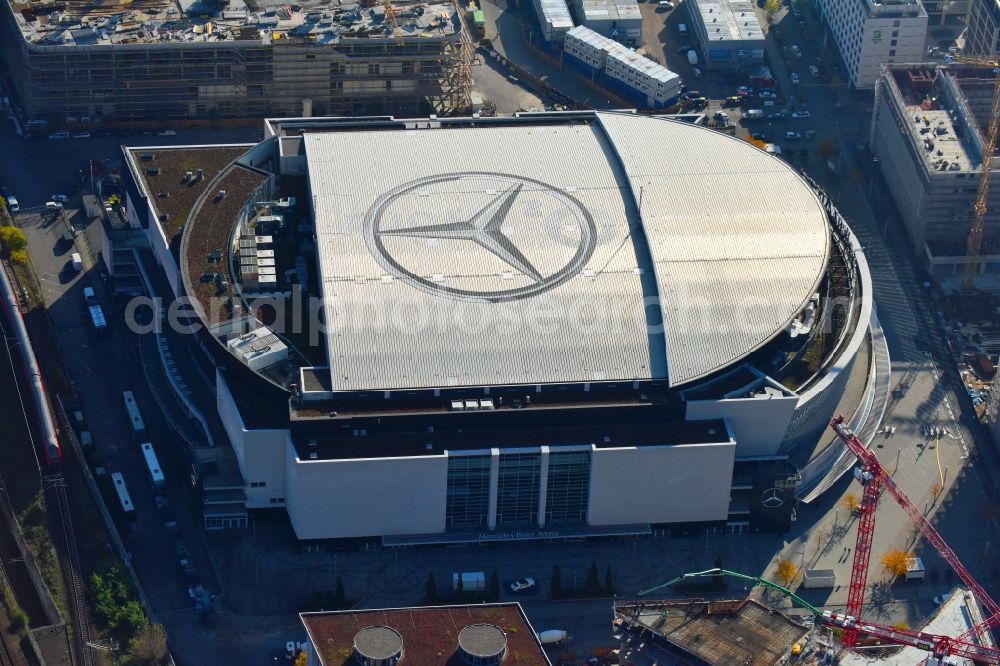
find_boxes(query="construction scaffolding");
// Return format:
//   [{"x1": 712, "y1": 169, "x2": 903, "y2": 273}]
[{"x1": 0, "y1": 0, "x2": 473, "y2": 122}]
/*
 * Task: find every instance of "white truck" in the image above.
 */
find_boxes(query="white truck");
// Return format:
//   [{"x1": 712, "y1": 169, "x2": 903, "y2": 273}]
[
  {"x1": 71, "y1": 252, "x2": 83, "y2": 272},
  {"x1": 687, "y1": 49, "x2": 698, "y2": 65},
  {"x1": 452, "y1": 571, "x2": 486, "y2": 592},
  {"x1": 83, "y1": 286, "x2": 107, "y2": 333}
]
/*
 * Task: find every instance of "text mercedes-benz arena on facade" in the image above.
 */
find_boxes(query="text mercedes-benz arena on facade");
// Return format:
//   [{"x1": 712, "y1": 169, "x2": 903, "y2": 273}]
[{"x1": 117, "y1": 111, "x2": 876, "y2": 545}]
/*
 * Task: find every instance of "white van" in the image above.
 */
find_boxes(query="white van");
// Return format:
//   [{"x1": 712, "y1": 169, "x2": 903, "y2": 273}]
[
  {"x1": 71, "y1": 253, "x2": 83, "y2": 272},
  {"x1": 6, "y1": 196, "x2": 18, "y2": 214},
  {"x1": 678, "y1": 23, "x2": 687, "y2": 36}
]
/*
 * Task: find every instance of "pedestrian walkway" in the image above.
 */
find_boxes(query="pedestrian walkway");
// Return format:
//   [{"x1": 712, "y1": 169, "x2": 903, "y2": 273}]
[{"x1": 800, "y1": 312, "x2": 891, "y2": 503}]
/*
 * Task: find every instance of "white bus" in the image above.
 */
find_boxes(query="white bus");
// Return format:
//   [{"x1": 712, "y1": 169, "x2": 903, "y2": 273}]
[
  {"x1": 111, "y1": 472, "x2": 135, "y2": 517},
  {"x1": 140, "y1": 442, "x2": 165, "y2": 493},
  {"x1": 123, "y1": 391, "x2": 146, "y2": 439}
]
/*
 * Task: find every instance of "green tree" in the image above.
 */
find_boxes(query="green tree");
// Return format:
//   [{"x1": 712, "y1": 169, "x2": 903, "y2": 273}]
[
  {"x1": 0, "y1": 226, "x2": 27, "y2": 253},
  {"x1": 604, "y1": 566, "x2": 614, "y2": 594},
  {"x1": 550, "y1": 565, "x2": 562, "y2": 598},
  {"x1": 586, "y1": 561, "x2": 601, "y2": 594},
  {"x1": 127, "y1": 623, "x2": 168, "y2": 665},
  {"x1": 489, "y1": 571, "x2": 500, "y2": 600},
  {"x1": 764, "y1": 0, "x2": 781, "y2": 19},
  {"x1": 425, "y1": 573, "x2": 437, "y2": 603},
  {"x1": 334, "y1": 577, "x2": 346, "y2": 607}
]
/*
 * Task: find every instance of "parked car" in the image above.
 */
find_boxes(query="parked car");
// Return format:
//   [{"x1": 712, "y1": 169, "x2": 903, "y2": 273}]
[
  {"x1": 72, "y1": 131, "x2": 91, "y2": 139},
  {"x1": 51, "y1": 194, "x2": 69, "y2": 203},
  {"x1": 48, "y1": 130, "x2": 70, "y2": 140},
  {"x1": 681, "y1": 91, "x2": 702, "y2": 101},
  {"x1": 791, "y1": 110, "x2": 812, "y2": 119},
  {"x1": 692, "y1": 67, "x2": 702, "y2": 78},
  {"x1": 157, "y1": 129, "x2": 177, "y2": 136},
  {"x1": 791, "y1": 45, "x2": 802, "y2": 57},
  {"x1": 790, "y1": 72, "x2": 801, "y2": 85},
  {"x1": 758, "y1": 90, "x2": 777, "y2": 99},
  {"x1": 809, "y1": 65, "x2": 820, "y2": 78},
  {"x1": 657, "y1": 0, "x2": 674, "y2": 8},
  {"x1": 737, "y1": 85, "x2": 754, "y2": 96},
  {"x1": 5, "y1": 195, "x2": 18, "y2": 214},
  {"x1": 784, "y1": 131, "x2": 802, "y2": 140},
  {"x1": 45, "y1": 201, "x2": 63, "y2": 210},
  {"x1": 510, "y1": 578, "x2": 536, "y2": 593}
]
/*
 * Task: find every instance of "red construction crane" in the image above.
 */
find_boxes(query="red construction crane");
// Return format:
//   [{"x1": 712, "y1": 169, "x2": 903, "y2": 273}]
[{"x1": 830, "y1": 415, "x2": 1000, "y2": 662}]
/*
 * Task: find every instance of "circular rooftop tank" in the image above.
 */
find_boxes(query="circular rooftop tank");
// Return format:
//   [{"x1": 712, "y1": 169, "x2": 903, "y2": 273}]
[
  {"x1": 353, "y1": 625, "x2": 403, "y2": 666},
  {"x1": 457, "y1": 623, "x2": 507, "y2": 666}
]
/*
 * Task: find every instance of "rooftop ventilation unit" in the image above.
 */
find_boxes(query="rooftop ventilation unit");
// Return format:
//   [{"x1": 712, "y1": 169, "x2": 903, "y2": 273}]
[
  {"x1": 457, "y1": 624, "x2": 506, "y2": 666},
  {"x1": 353, "y1": 626, "x2": 403, "y2": 666}
]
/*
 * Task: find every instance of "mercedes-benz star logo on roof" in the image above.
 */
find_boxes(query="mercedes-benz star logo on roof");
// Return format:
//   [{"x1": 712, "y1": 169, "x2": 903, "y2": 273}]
[
  {"x1": 761, "y1": 487, "x2": 785, "y2": 509},
  {"x1": 363, "y1": 173, "x2": 598, "y2": 303}
]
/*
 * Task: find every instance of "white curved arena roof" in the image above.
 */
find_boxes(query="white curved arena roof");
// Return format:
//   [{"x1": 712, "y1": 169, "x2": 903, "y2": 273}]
[{"x1": 306, "y1": 112, "x2": 830, "y2": 392}]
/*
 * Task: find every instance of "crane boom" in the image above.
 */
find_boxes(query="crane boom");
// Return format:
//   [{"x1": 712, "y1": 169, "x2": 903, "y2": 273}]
[{"x1": 831, "y1": 416, "x2": 1000, "y2": 650}]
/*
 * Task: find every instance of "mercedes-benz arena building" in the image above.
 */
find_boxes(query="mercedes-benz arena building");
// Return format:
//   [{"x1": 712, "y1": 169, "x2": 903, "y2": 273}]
[{"x1": 122, "y1": 111, "x2": 874, "y2": 545}]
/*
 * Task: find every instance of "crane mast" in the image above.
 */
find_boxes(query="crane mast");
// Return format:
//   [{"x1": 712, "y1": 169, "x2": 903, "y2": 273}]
[
  {"x1": 830, "y1": 416, "x2": 1000, "y2": 660},
  {"x1": 945, "y1": 57, "x2": 1000, "y2": 289}
]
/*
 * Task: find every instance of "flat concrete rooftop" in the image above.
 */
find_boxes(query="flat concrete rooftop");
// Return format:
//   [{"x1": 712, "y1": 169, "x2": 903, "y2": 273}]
[
  {"x1": 291, "y1": 416, "x2": 729, "y2": 459},
  {"x1": 301, "y1": 604, "x2": 549, "y2": 666}
]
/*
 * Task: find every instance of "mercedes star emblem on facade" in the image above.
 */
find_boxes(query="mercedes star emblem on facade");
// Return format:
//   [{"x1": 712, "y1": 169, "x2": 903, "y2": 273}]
[
  {"x1": 761, "y1": 487, "x2": 785, "y2": 509},
  {"x1": 363, "y1": 172, "x2": 598, "y2": 303}
]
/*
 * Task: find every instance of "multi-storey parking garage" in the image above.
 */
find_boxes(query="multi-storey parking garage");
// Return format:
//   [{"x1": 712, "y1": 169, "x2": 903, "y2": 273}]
[{"x1": 119, "y1": 111, "x2": 875, "y2": 543}]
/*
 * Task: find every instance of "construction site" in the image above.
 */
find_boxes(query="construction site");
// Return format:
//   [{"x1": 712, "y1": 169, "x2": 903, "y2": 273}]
[
  {"x1": 615, "y1": 417, "x2": 1000, "y2": 666},
  {"x1": 871, "y1": 61, "x2": 1000, "y2": 291},
  {"x1": 0, "y1": 0, "x2": 477, "y2": 122}
]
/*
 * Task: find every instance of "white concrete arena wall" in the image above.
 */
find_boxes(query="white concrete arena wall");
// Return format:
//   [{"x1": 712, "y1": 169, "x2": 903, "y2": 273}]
[
  {"x1": 686, "y1": 395, "x2": 798, "y2": 458},
  {"x1": 216, "y1": 371, "x2": 288, "y2": 507},
  {"x1": 285, "y1": 452, "x2": 449, "y2": 540},
  {"x1": 587, "y1": 442, "x2": 735, "y2": 526}
]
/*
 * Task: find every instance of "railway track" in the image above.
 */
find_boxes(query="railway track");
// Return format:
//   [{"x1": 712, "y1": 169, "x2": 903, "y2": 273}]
[
  {"x1": 45, "y1": 474, "x2": 94, "y2": 666},
  {"x1": 0, "y1": 559, "x2": 18, "y2": 666},
  {"x1": 0, "y1": 623, "x2": 13, "y2": 666}
]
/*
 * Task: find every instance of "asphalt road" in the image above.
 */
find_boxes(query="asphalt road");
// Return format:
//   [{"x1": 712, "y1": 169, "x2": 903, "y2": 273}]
[{"x1": 2, "y1": 13, "x2": 998, "y2": 662}]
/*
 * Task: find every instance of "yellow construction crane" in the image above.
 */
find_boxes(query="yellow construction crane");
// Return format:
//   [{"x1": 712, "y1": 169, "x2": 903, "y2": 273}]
[
  {"x1": 384, "y1": 0, "x2": 404, "y2": 45},
  {"x1": 946, "y1": 55, "x2": 1000, "y2": 290}
]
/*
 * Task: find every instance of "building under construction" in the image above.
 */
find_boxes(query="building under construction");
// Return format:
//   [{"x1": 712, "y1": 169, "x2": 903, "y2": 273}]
[
  {"x1": 614, "y1": 599, "x2": 815, "y2": 666},
  {"x1": 0, "y1": 0, "x2": 474, "y2": 123},
  {"x1": 871, "y1": 63, "x2": 1000, "y2": 288}
]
